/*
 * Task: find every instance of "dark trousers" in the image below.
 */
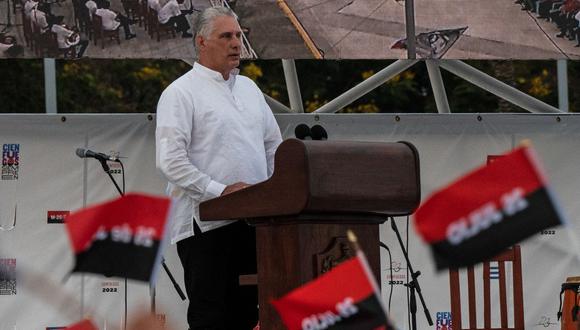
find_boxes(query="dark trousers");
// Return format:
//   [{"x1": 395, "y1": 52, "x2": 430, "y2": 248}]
[
  {"x1": 164, "y1": 14, "x2": 190, "y2": 33},
  {"x1": 116, "y1": 14, "x2": 133, "y2": 38},
  {"x1": 177, "y1": 221, "x2": 258, "y2": 330}
]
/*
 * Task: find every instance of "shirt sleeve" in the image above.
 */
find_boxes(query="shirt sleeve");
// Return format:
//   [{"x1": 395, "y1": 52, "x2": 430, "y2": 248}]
[
  {"x1": 156, "y1": 86, "x2": 226, "y2": 202},
  {"x1": 259, "y1": 92, "x2": 282, "y2": 178}
]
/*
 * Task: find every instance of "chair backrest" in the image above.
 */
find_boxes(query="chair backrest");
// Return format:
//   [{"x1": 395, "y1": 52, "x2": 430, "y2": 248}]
[{"x1": 449, "y1": 245, "x2": 524, "y2": 330}]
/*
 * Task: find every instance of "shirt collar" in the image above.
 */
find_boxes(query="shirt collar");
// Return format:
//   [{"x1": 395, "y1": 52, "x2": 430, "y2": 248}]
[{"x1": 193, "y1": 62, "x2": 239, "y2": 90}]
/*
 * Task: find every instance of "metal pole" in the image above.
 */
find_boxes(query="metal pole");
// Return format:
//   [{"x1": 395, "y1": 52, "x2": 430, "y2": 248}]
[
  {"x1": 43, "y1": 58, "x2": 58, "y2": 114},
  {"x1": 425, "y1": 60, "x2": 451, "y2": 113},
  {"x1": 314, "y1": 60, "x2": 418, "y2": 113},
  {"x1": 264, "y1": 94, "x2": 292, "y2": 113},
  {"x1": 438, "y1": 60, "x2": 562, "y2": 114},
  {"x1": 281, "y1": 59, "x2": 304, "y2": 113},
  {"x1": 557, "y1": 59, "x2": 569, "y2": 112},
  {"x1": 405, "y1": 0, "x2": 416, "y2": 59}
]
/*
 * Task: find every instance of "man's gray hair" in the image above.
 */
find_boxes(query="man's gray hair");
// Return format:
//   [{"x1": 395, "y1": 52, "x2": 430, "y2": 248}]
[{"x1": 193, "y1": 6, "x2": 237, "y2": 56}]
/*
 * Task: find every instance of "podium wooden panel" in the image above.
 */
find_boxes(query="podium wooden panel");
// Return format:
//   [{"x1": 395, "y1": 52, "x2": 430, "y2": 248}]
[{"x1": 200, "y1": 139, "x2": 420, "y2": 330}]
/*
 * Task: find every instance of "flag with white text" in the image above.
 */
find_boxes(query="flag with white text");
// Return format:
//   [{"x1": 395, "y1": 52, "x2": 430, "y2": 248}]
[
  {"x1": 414, "y1": 146, "x2": 565, "y2": 270},
  {"x1": 65, "y1": 193, "x2": 171, "y2": 282},
  {"x1": 272, "y1": 252, "x2": 394, "y2": 330},
  {"x1": 65, "y1": 319, "x2": 98, "y2": 330}
]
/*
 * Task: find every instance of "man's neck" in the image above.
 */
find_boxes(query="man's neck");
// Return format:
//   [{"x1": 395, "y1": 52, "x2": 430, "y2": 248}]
[{"x1": 198, "y1": 60, "x2": 229, "y2": 80}]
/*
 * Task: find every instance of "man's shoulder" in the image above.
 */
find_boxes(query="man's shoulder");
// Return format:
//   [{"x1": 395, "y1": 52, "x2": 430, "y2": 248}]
[
  {"x1": 236, "y1": 75, "x2": 261, "y2": 92},
  {"x1": 161, "y1": 70, "x2": 198, "y2": 97}
]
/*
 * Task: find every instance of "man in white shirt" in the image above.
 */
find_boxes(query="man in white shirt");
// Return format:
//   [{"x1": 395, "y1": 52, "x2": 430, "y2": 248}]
[
  {"x1": 95, "y1": 0, "x2": 136, "y2": 40},
  {"x1": 51, "y1": 24, "x2": 89, "y2": 58},
  {"x1": 24, "y1": 0, "x2": 38, "y2": 17},
  {"x1": 156, "y1": 7, "x2": 282, "y2": 330},
  {"x1": 156, "y1": 0, "x2": 192, "y2": 38},
  {"x1": 85, "y1": 0, "x2": 97, "y2": 18},
  {"x1": 31, "y1": 6, "x2": 49, "y2": 32}
]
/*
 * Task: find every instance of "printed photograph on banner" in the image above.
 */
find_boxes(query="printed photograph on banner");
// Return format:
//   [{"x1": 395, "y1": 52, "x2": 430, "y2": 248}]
[
  {"x1": 235, "y1": 0, "x2": 580, "y2": 59},
  {"x1": 0, "y1": 1, "x2": 257, "y2": 59},
  {"x1": 2, "y1": 0, "x2": 580, "y2": 59}
]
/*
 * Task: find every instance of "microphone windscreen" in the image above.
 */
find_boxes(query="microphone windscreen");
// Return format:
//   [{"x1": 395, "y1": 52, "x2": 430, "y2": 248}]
[
  {"x1": 310, "y1": 125, "x2": 328, "y2": 140},
  {"x1": 75, "y1": 148, "x2": 87, "y2": 158},
  {"x1": 294, "y1": 124, "x2": 311, "y2": 140}
]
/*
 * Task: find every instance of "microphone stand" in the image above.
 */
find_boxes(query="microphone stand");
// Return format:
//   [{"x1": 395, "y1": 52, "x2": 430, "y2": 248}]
[
  {"x1": 94, "y1": 158, "x2": 186, "y2": 325},
  {"x1": 388, "y1": 216, "x2": 433, "y2": 330}
]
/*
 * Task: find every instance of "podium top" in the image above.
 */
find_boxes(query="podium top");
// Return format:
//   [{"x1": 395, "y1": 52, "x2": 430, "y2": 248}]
[{"x1": 200, "y1": 139, "x2": 421, "y2": 223}]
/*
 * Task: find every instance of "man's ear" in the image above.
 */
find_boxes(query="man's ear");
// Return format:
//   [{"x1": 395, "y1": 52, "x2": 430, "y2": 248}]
[{"x1": 196, "y1": 35, "x2": 205, "y2": 51}]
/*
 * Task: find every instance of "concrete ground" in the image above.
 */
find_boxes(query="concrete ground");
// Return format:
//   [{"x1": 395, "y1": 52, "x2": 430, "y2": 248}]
[{"x1": 241, "y1": 0, "x2": 580, "y2": 59}]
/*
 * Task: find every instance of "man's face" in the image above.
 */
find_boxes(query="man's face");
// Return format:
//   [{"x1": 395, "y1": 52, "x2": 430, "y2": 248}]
[{"x1": 198, "y1": 15, "x2": 242, "y2": 78}]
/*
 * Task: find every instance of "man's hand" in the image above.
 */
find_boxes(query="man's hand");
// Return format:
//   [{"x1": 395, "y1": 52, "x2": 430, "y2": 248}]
[{"x1": 221, "y1": 182, "x2": 251, "y2": 196}]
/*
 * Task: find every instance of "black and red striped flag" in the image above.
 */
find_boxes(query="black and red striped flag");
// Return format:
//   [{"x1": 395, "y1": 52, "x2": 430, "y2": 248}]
[
  {"x1": 65, "y1": 193, "x2": 171, "y2": 282},
  {"x1": 272, "y1": 251, "x2": 394, "y2": 330},
  {"x1": 65, "y1": 319, "x2": 98, "y2": 330},
  {"x1": 414, "y1": 145, "x2": 565, "y2": 270}
]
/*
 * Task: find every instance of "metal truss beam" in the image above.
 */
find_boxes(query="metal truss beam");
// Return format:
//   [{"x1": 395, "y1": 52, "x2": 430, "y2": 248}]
[
  {"x1": 425, "y1": 60, "x2": 451, "y2": 113},
  {"x1": 282, "y1": 59, "x2": 304, "y2": 113},
  {"x1": 314, "y1": 60, "x2": 419, "y2": 113},
  {"x1": 438, "y1": 60, "x2": 562, "y2": 114}
]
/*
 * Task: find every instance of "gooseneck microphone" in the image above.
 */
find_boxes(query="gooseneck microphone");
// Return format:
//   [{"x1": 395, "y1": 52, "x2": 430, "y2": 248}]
[{"x1": 75, "y1": 148, "x2": 119, "y2": 162}]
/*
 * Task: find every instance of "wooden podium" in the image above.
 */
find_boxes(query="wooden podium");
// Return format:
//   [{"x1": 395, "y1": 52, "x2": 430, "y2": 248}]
[{"x1": 200, "y1": 138, "x2": 420, "y2": 329}]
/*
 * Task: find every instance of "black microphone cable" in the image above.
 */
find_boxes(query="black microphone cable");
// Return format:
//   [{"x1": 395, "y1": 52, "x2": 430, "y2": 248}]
[{"x1": 379, "y1": 240, "x2": 394, "y2": 313}]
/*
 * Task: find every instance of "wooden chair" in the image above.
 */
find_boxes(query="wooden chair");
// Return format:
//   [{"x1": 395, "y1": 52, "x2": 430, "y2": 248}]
[
  {"x1": 449, "y1": 245, "x2": 524, "y2": 330},
  {"x1": 34, "y1": 31, "x2": 60, "y2": 57},
  {"x1": 92, "y1": 15, "x2": 120, "y2": 49},
  {"x1": 140, "y1": 0, "x2": 149, "y2": 32},
  {"x1": 148, "y1": 8, "x2": 175, "y2": 42},
  {"x1": 21, "y1": 10, "x2": 33, "y2": 49}
]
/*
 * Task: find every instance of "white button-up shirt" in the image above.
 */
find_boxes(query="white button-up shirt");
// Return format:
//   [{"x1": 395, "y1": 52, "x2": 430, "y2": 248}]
[
  {"x1": 51, "y1": 24, "x2": 79, "y2": 49},
  {"x1": 95, "y1": 8, "x2": 121, "y2": 31},
  {"x1": 156, "y1": 63, "x2": 282, "y2": 244},
  {"x1": 157, "y1": 0, "x2": 180, "y2": 24}
]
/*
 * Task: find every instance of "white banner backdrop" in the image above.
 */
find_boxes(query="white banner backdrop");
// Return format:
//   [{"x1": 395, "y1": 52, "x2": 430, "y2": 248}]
[{"x1": 0, "y1": 113, "x2": 579, "y2": 330}]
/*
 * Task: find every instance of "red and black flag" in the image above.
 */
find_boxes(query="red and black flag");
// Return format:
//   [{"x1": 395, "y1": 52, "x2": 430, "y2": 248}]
[
  {"x1": 65, "y1": 319, "x2": 98, "y2": 330},
  {"x1": 414, "y1": 145, "x2": 565, "y2": 270},
  {"x1": 65, "y1": 193, "x2": 171, "y2": 282},
  {"x1": 272, "y1": 252, "x2": 394, "y2": 330}
]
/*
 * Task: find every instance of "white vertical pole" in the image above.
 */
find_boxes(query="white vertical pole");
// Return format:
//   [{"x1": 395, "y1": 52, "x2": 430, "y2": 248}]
[
  {"x1": 557, "y1": 59, "x2": 569, "y2": 112},
  {"x1": 282, "y1": 59, "x2": 304, "y2": 113},
  {"x1": 43, "y1": 58, "x2": 58, "y2": 114}
]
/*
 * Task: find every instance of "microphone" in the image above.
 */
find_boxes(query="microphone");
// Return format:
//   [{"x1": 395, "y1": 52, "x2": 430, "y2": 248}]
[
  {"x1": 75, "y1": 148, "x2": 119, "y2": 162},
  {"x1": 294, "y1": 124, "x2": 311, "y2": 140},
  {"x1": 310, "y1": 125, "x2": 328, "y2": 140}
]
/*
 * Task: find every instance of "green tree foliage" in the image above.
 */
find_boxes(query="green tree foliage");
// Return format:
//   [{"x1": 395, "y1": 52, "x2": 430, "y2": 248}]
[
  {"x1": 0, "y1": 59, "x2": 577, "y2": 113},
  {"x1": 0, "y1": 60, "x2": 45, "y2": 113}
]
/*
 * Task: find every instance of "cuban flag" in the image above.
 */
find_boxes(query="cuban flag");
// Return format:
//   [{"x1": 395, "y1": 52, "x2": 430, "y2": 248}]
[
  {"x1": 65, "y1": 193, "x2": 171, "y2": 282},
  {"x1": 272, "y1": 251, "x2": 394, "y2": 330},
  {"x1": 414, "y1": 145, "x2": 565, "y2": 270}
]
